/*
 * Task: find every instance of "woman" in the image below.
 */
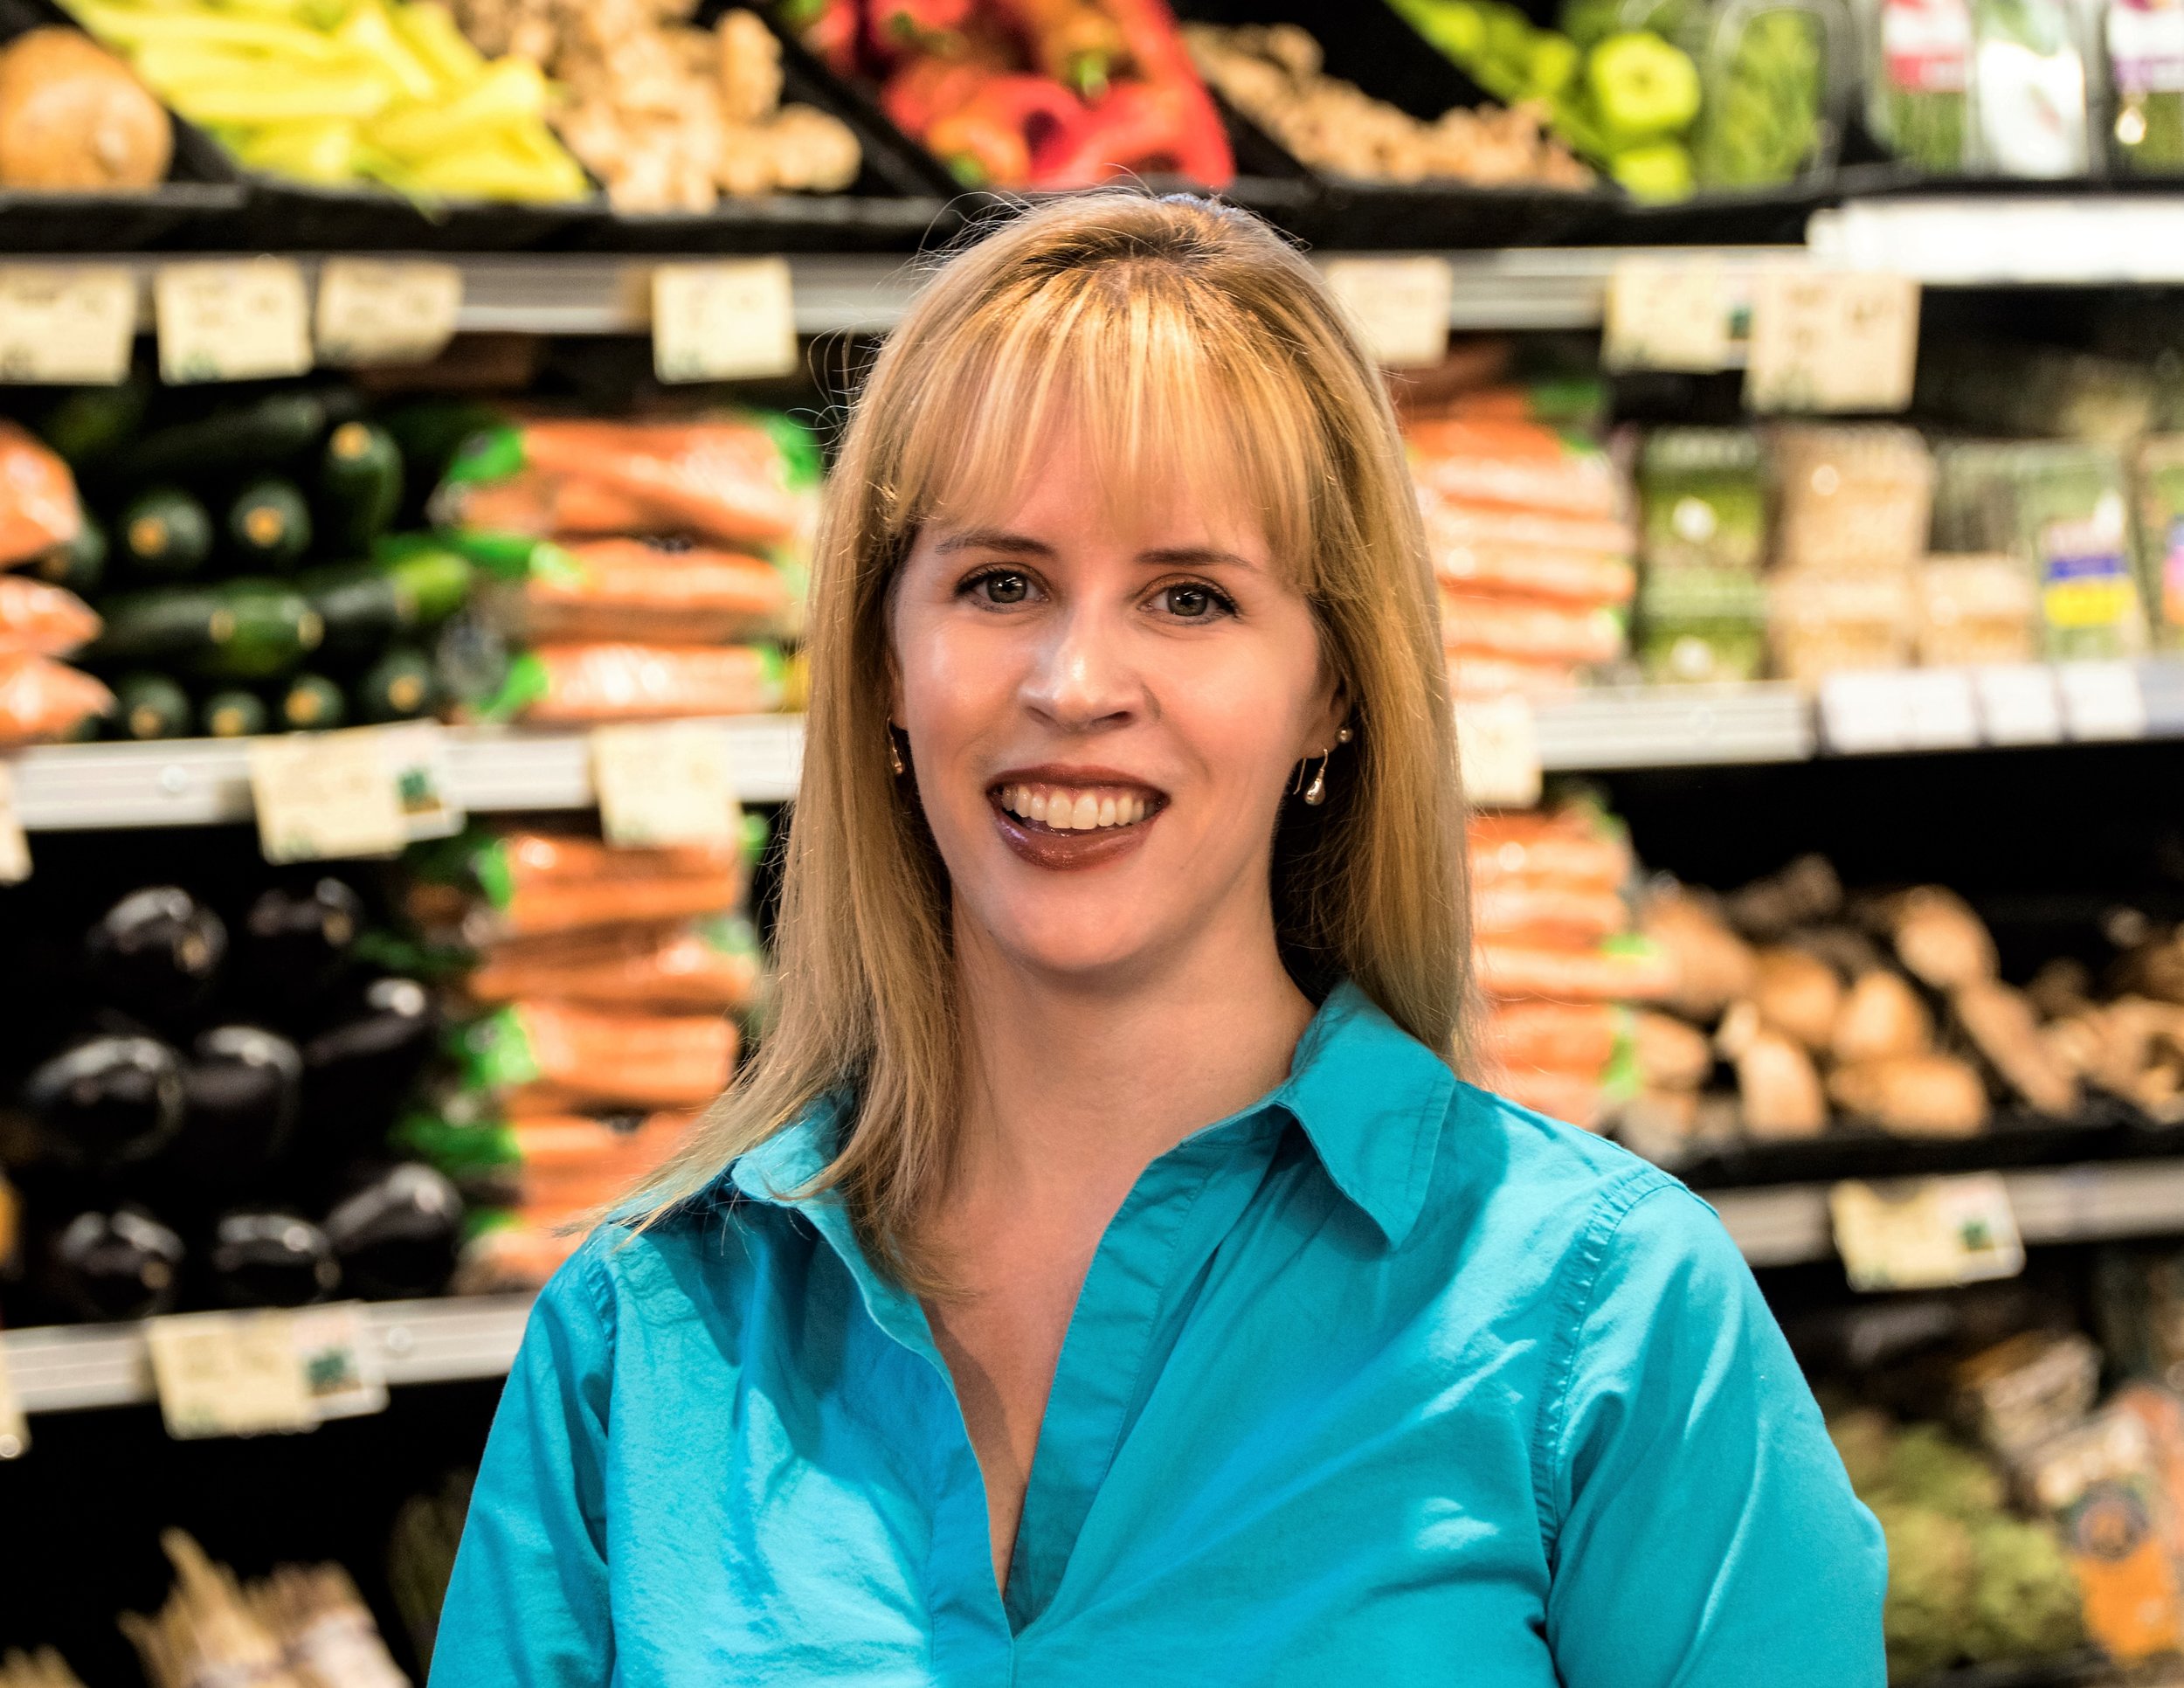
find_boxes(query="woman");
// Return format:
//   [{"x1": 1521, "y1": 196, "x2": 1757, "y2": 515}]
[{"x1": 433, "y1": 193, "x2": 1885, "y2": 1685}]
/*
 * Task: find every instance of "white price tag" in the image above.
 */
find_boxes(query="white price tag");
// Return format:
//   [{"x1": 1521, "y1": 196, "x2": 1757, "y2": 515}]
[
  {"x1": 1973, "y1": 663, "x2": 2064, "y2": 744},
  {"x1": 652, "y1": 259, "x2": 798, "y2": 384},
  {"x1": 0, "y1": 1341, "x2": 26, "y2": 1460},
  {"x1": 0, "y1": 266, "x2": 135, "y2": 385},
  {"x1": 1900, "y1": 668, "x2": 1980, "y2": 748},
  {"x1": 1830, "y1": 1173, "x2": 2025, "y2": 1293},
  {"x1": 247, "y1": 728, "x2": 411, "y2": 864},
  {"x1": 1454, "y1": 694, "x2": 1542, "y2": 809},
  {"x1": 592, "y1": 721, "x2": 743, "y2": 847},
  {"x1": 0, "y1": 762, "x2": 28, "y2": 885},
  {"x1": 1323, "y1": 256, "x2": 1455, "y2": 370},
  {"x1": 147, "y1": 1309, "x2": 314, "y2": 1439},
  {"x1": 290, "y1": 1303, "x2": 387, "y2": 1422},
  {"x1": 156, "y1": 259, "x2": 312, "y2": 384},
  {"x1": 1818, "y1": 670, "x2": 1915, "y2": 752},
  {"x1": 315, "y1": 259, "x2": 463, "y2": 367},
  {"x1": 2058, "y1": 660, "x2": 2148, "y2": 739},
  {"x1": 1745, "y1": 268, "x2": 1921, "y2": 414},
  {"x1": 1603, "y1": 257, "x2": 1728, "y2": 372}
]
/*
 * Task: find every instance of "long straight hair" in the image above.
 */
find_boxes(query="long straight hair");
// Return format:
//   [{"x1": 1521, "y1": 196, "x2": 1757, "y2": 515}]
[{"x1": 628, "y1": 191, "x2": 1470, "y2": 1286}]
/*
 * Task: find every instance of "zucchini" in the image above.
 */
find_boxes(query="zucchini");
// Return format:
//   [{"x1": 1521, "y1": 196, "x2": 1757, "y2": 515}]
[
  {"x1": 200, "y1": 688, "x2": 269, "y2": 738},
  {"x1": 319, "y1": 421, "x2": 404, "y2": 556},
  {"x1": 196, "y1": 579, "x2": 325, "y2": 681},
  {"x1": 302, "y1": 548, "x2": 471, "y2": 657},
  {"x1": 38, "y1": 380, "x2": 149, "y2": 467},
  {"x1": 356, "y1": 647, "x2": 434, "y2": 723},
  {"x1": 280, "y1": 672, "x2": 347, "y2": 731},
  {"x1": 227, "y1": 478, "x2": 312, "y2": 570},
  {"x1": 114, "y1": 391, "x2": 328, "y2": 482},
  {"x1": 32, "y1": 516, "x2": 107, "y2": 597},
  {"x1": 119, "y1": 488, "x2": 212, "y2": 578},
  {"x1": 87, "y1": 588, "x2": 227, "y2": 667},
  {"x1": 112, "y1": 672, "x2": 192, "y2": 741}
]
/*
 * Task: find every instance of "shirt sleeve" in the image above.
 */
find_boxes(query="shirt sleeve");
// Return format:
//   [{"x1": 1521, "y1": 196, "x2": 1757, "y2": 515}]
[
  {"x1": 430, "y1": 1235, "x2": 618, "y2": 1688},
  {"x1": 1541, "y1": 1180, "x2": 1887, "y2": 1688}
]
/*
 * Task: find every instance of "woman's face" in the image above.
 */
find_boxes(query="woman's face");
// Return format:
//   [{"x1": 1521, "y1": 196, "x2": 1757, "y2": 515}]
[{"x1": 890, "y1": 431, "x2": 1343, "y2": 986}]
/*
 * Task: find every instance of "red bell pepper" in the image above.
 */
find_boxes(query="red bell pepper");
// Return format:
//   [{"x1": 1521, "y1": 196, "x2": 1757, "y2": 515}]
[
  {"x1": 1029, "y1": 75, "x2": 1232, "y2": 188},
  {"x1": 1089, "y1": 0, "x2": 1199, "y2": 87},
  {"x1": 783, "y1": 0, "x2": 859, "y2": 75},
  {"x1": 988, "y1": 0, "x2": 1126, "y2": 95},
  {"x1": 881, "y1": 54, "x2": 997, "y2": 135},
  {"x1": 927, "y1": 73, "x2": 1088, "y2": 186}
]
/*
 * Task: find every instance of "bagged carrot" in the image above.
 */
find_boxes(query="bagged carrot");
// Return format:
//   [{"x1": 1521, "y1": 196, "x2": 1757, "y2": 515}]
[
  {"x1": 0, "y1": 423, "x2": 81, "y2": 566},
  {"x1": 487, "y1": 537, "x2": 802, "y2": 645},
  {"x1": 1482, "y1": 1000, "x2": 1629, "y2": 1075},
  {"x1": 1474, "y1": 937, "x2": 1676, "y2": 1003},
  {"x1": 1406, "y1": 419, "x2": 1626, "y2": 518},
  {"x1": 404, "y1": 826, "x2": 756, "y2": 941},
  {"x1": 1473, "y1": 882, "x2": 1630, "y2": 944},
  {"x1": 467, "y1": 915, "x2": 764, "y2": 1013},
  {"x1": 0, "y1": 654, "x2": 112, "y2": 744},
  {"x1": 1441, "y1": 592, "x2": 1626, "y2": 665},
  {"x1": 0, "y1": 575, "x2": 99, "y2": 657},
  {"x1": 1468, "y1": 809, "x2": 1633, "y2": 892},
  {"x1": 1447, "y1": 651, "x2": 1580, "y2": 698},
  {"x1": 1431, "y1": 543, "x2": 1635, "y2": 605},
  {"x1": 453, "y1": 999, "x2": 738, "y2": 1112},
  {"x1": 477, "y1": 642, "x2": 785, "y2": 723}
]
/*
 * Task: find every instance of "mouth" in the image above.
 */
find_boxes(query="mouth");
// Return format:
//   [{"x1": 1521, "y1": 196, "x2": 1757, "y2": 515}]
[{"x1": 986, "y1": 771, "x2": 1167, "y2": 870}]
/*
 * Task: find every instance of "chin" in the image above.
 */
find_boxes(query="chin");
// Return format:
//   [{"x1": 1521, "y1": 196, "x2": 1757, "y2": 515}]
[{"x1": 973, "y1": 890, "x2": 1177, "y2": 985}]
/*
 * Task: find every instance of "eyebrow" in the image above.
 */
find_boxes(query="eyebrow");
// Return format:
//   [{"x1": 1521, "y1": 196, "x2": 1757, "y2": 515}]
[{"x1": 933, "y1": 530, "x2": 1258, "y2": 571}]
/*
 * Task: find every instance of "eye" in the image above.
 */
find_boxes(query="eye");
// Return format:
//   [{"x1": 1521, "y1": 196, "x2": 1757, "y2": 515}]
[
  {"x1": 964, "y1": 569, "x2": 1034, "y2": 606},
  {"x1": 1152, "y1": 581, "x2": 1234, "y2": 620}
]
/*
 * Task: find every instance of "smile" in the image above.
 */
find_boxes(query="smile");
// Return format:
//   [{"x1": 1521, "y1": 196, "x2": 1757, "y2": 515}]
[{"x1": 985, "y1": 773, "x2": 1166, "y2": 870}]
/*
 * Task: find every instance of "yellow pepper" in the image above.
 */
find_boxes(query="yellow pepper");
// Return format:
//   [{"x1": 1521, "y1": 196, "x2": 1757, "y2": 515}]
[
  {"x1": 335, "y1": 0, "x2": 441, "y2": 99},
  {"x1": 390, "y1": 0, "x2": 485, "y2": 87},
  {"x1": 365, "y1": 55, "x2": 543, "y2": 157}
]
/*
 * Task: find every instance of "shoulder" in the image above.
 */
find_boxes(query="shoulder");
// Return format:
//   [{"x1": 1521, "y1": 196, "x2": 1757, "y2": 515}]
[{"x1": 534, "y1": 1177, "x2": 787, "y2": 1343}]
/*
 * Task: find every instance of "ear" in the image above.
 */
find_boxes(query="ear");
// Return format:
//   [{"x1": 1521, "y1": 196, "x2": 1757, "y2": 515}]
[{"x1": 1302, "y1": 664, "x2": 1351, "y2": 758}]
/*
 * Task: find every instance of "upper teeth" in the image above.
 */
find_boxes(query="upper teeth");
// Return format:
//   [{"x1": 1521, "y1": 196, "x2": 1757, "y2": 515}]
[{"x1": 999, "y1": 785, "x2": 1151, "y2": 830}]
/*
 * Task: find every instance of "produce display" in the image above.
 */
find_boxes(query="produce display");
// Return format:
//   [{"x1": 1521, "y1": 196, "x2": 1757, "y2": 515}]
[
  {"x1": 0, "y1": 860, "x2": 455, "y2": 1325},
  {"x1": 1401, "y1": 364, "x2": 1636, "y2": 695},
  {"x1": 1185, "y1": 21, "x2": 1591, "y2": 186},
  {"x1": 0, "y1": 424, "x2": 110, "y2": 745},
  {"x1": 0, "y1": 25, "x2": 174, "y2": 190},
  {"x1": 396, "y1": 821, "x2": 766, "y2": 1290},
  {"x1": 2109, "y1": 0, "x2": 2184, "y2": 173},
  {"x1": 782, "y1": 0, "x2": 1234, "y2": 189},
  {"x1": 452, "y1": 0, "x2": 860, "y2": 210},
  {"x1": 65, "y1": 0, "x2": 589, "y2": 199}
]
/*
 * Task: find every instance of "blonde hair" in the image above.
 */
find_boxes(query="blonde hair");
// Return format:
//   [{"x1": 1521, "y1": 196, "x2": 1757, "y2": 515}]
[{"x1": 631, "y1": 191, "x2": 1469, "y2": 1283}]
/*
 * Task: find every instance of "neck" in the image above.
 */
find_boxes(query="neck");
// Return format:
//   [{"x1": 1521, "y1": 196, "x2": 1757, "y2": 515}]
[{"x1": 943, "y1": 897, "x2": 1317, "y2": 1224}]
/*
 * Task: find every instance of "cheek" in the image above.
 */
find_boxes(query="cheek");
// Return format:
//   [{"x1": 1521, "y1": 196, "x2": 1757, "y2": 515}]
[{"x1": 894, "y1": 607, "x2": 1014, "y2": 762}]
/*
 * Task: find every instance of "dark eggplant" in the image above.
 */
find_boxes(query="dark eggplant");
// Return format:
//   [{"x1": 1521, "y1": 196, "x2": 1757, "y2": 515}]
[
  {"x1": 169, "y1": 1026, "x2": 304, "y2": 1186},
  {"x1": 241, "y1": 879, "x2": 363, "y2": 1005},
  {"x1": 82, "y1": 888, "x2": 227, "y2": 1025},
  {"x1": 321, "y1": 1164, "x2": 460, "y2": 1301},
  {"x1": 49, "y1": 1207, "x2": 183, "y2": 1321},
  {"x1": 23, "y1": 1034, "x2": 185, "y2": 1171},
  {"x1": 208, "y1": 1209, "x2": 340, "y2": 1308},
  {"x1": 301, "y1": 977, "x2": 437, "y2": 1130}
]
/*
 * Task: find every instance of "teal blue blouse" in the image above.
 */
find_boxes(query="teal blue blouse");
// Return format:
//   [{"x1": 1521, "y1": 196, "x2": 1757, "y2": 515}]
[{"x1": 433, "y1": 981, "x2": 1885, "y2": 1685}]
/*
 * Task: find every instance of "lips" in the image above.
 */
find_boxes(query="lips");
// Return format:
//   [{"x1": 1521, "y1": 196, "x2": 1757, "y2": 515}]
[{"x1": 985, "y1": 770, "x2": 1165, "y2": 871}]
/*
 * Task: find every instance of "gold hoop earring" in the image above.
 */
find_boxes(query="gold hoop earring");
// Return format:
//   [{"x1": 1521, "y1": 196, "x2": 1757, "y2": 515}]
[{"x1": 888, "y1": 730, "x2": 905, "y2": 776}]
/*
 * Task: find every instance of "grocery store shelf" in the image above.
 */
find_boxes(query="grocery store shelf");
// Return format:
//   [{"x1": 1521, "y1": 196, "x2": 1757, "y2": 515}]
[
  {"x1": 1810, "y1": 195, "x2": 2184, "y2": 286},
  {"x1": 2, "y1": 1293, "x2": 532, "y2": 1415},
  {"x1": 1531, "y1": 682, "x2": 1814, "y2": 768},
  {"x1": 7, "y1": 715, "x2": 805, "y2": 831},
  {"x1": 1716, "y1": 1158, "x2": 2184, "y2": 1269}
]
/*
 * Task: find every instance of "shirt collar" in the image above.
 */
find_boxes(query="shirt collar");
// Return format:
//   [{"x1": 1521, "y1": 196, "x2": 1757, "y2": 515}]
[{"x1": 725, "y1": 979, "x2": 1455, "y2": 1251}]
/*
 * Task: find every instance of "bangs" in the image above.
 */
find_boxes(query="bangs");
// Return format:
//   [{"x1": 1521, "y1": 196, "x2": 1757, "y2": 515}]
[{"x1": 879, "y1": 260, "x2": 1334, "y2": 590}]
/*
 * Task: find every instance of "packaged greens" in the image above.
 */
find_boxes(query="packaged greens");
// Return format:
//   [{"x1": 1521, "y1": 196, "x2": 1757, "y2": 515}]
[
  {"x1": 1694, "y1": 0, "x2": 1841, "y2": 187},
  {"x1": 2132, "y1": 435, "x2": 2184, "y2": 644},
  {"x1": 1635, "y1": 568, "x2": 1770, "y2": 681},
  {"x1": 1932, "y1": 439, "x2": 2152, "y2": 658},
  {"x1": 1865, "y1": 0, "x2": 1973, "y2": 169},
  {"x1": 1972, "y1": 0, "x2": 2093, "y2": 175},
  {"x1": 2108, "y1": 0, "x2": 2184, "y2": 171},
  {"x1": 1640, "y1": 429, "x2": 1770, "y2": 573}
]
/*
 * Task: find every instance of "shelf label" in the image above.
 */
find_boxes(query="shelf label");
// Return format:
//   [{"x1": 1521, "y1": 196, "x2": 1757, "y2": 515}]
[
  {"x1": 0, "y1": 763, "x2": 28, "y2": 885},
  {"x1": 1603, "y1": 257, "x2": 1728, "y2": 372},
  {"x1": 1818, "y1": 670, "x2": 1914, "y2": 752},
  {"x1": 1454, "y1": 693, "x2": 1543, "y2": 809},
  {"x1": 591, "y1": 721, "x2": 743, "y2": 847},
  {"x1": 376, "y1": 720, "x2": 464, "y2": 842},
  {"x1": 0, "y1": 1342, "x2": 25, "y2": 1460},
  {"x1": 290, "y1": 1303, "x2": 387, "y2": 1422},
  {"x1": 148, "y1": 1309, "x2": 316, "y2": 1439},
  {"x1": 1974, "y1": 663, "x2": 2064, "y2": 744},
  {"x1": 1901, "y1": 668, "x2": 1980, "y2": 748},
  {"x1": 156, "y1": 259, "x2": 312, "y2": 385},
  {"x1": 652, "y1": 259, "x2": 798, "y2": 384},
  {"x1": 1323, "y1": 256, "x2": 1454, "y2": 370},
  {"x1": 2058, "y1": 660, "x2": 2148, "y2": 739},
  {"x1": 1831, "y1": 1173, "x2": 2025, "y2": 1293},
  {"x1": 315, "y1": 259, "x2": 463, "y2": 367},
  {"x1": 1745, "y1": 268, "x2": 1921, "y2": 414},
  {"x1": 248, "y1": 728, "x2": 411, "y2": 864},
  {"x1": 0, "y1": 266, "x2": 135, "y2": 386}
]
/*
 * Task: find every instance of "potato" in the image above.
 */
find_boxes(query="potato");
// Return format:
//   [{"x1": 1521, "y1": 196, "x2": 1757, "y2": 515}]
[
  {"x1": 0, "y1": 28, "x2": 171, "y2": 190},
  {"x1": 1833, "y1": 970, "x2": 1932, "y2": 1065},
  {"x1": 1828, "y1": 1053, "x2": 1987, "y2": 1138},
  {"x1": 1754, "y1": 946, "x2": 1842, "y2": 1052}
]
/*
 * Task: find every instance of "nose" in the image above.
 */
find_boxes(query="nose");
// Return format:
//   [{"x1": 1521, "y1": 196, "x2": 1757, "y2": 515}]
[{"x1": 1020, "y1": 601, "x2": 1141, "y2": 732}]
